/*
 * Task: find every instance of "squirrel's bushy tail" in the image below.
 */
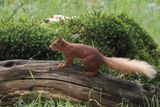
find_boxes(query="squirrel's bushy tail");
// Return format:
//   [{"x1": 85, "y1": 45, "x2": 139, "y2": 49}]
[{"x1": 104, "y1": 57, "x2": 157, "y2": 79}]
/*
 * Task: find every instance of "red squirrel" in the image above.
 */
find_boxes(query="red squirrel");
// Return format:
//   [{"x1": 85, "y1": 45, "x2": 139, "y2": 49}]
[{"x1": 49, "y1": 37, "x2": 157, "y2": 78}]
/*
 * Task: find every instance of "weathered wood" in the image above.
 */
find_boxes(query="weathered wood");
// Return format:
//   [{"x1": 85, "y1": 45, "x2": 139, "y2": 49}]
[{"x1": 0, "y1": 59, "x2": 159, "y2": 107}]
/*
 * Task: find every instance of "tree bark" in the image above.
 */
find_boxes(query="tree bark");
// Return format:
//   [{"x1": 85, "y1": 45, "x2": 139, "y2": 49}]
[{"x1": 0, "y1": 59, "x2": 159, "y2": 107}]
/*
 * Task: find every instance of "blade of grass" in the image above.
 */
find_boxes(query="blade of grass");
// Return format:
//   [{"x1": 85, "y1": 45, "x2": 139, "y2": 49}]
[{"x1": 28, "y1": 69, "x2": 35, "y2": 80}]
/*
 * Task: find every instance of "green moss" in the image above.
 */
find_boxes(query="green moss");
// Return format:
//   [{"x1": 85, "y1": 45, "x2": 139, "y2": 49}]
[{"x1": 0, "y1": 19, "x2": 59, "y2": 60}]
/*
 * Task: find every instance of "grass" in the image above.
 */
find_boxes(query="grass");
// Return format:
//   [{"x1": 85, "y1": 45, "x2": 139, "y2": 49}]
[
  {"x1": 0, "y1": 0, "x2": 160, "y2": 45},
  {"x1": 9, "y1": 92, "x2": 159, "y2": 107},
  {"x1": 12, "y1": 93, "x2": 88, "y2": 107}
]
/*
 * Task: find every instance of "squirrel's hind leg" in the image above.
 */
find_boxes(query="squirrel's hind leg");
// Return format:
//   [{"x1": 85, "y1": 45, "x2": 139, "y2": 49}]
[{"x1": 83, "y1": 56, "x2": 103, "y2": 77}]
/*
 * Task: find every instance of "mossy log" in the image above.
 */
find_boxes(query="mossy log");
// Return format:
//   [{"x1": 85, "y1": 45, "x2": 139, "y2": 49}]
[{"x1": 0, "y1": 60, "x2": 159, "y2": 107}]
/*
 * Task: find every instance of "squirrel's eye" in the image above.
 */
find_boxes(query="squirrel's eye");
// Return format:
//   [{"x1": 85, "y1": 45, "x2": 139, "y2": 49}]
[{"x1": 53, "y1": 43, "x2": 56, "y2": 45}]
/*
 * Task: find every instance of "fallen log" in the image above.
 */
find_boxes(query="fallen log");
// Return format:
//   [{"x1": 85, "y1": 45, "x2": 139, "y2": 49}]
[{"x1": 0, "y1": 59, "x2": 159, "y2": 107}]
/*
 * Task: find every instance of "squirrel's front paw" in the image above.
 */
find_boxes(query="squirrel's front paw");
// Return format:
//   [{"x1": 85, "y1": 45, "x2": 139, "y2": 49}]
[{"x1": 58, "y1": 63, "x2": 66, "y2": 68}]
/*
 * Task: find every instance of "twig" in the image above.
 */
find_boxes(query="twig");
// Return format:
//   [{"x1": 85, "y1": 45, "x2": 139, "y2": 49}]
[{"x1": 7, "y1": 3, "x2": 24, "y2": 21}]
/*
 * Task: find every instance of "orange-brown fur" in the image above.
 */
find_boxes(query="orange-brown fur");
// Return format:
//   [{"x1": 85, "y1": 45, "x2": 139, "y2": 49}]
[{"x1": 49, "y1": 37, "x2": 157, "y2": 78}]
